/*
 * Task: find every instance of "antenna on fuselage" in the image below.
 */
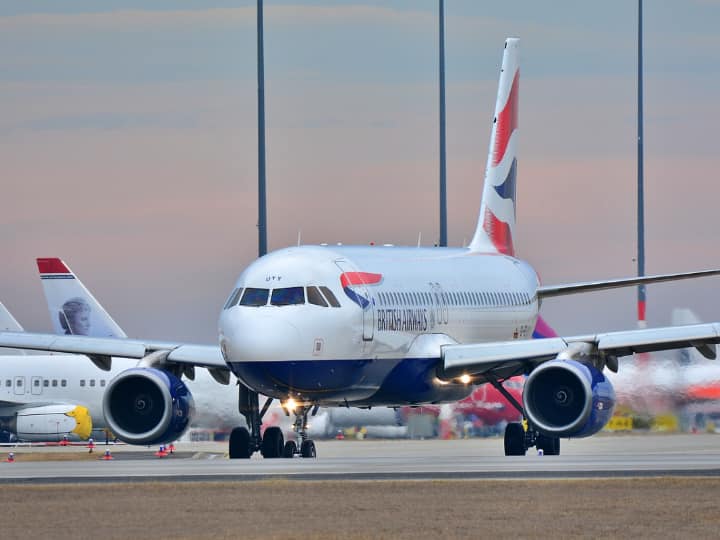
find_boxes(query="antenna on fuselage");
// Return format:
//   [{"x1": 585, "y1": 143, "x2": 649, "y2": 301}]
[
  {"x1": 637, "y1": 0, "x2": 646, "y2": 328},
  {"x1": 438, "y1": 0, "x2": 448, "y2": 247},
  {"x1": 257, "y1": 0, "x2": 268, "y2": 258}
]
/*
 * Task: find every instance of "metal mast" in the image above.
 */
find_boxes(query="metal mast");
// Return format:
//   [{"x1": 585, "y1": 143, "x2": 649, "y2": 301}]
[
  {"x1": 438, "y1": 0, "x2": 448, "y2": 247},
  {"x1": 637, "y1": 0, "x2": 646, "y2": 327},
  {"x1": 257, "y1": 0, "x2": 268, "y2": 257}
]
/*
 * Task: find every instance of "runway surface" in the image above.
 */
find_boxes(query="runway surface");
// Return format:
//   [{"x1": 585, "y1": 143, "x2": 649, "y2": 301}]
[{"x1": 1, "y1": 433, "x2": 719, "y2": 483}]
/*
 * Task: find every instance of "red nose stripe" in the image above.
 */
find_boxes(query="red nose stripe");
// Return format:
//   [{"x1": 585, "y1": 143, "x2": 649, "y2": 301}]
[{"x1": 340, "y1": 272, "x2": 383, "y2": 288}]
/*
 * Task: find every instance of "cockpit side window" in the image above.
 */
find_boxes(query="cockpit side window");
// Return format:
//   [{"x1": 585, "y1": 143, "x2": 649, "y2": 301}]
[
  {"x1": 307, "y1": 286, "x2": 328, "y2": 307},
  {"x1": 319, "y1": 286, "x2": 341, "y2": 308},
  {"x1": 223, "y1": 288, "x2": 244, "y2": 310},
  {"x1": 271, "y1": 287, "x2": 305, "y2": 306},
  {"x1": 239, "y1": 288, "x2": 269, "y2": 307}
]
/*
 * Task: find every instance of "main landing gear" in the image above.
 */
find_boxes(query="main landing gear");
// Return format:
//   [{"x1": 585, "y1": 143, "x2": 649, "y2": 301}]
[
  {"x1": 503, "y1": 422, "x2": 560, "y2": 456},
  {"x1": 228, "y1": 385, "x2": 317, "y2": 459},
  {"x1": 486, "y1": 376, "x2": 561, "y2": 457}
]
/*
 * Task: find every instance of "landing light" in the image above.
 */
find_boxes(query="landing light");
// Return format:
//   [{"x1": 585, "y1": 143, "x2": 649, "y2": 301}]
[
  {"x1": 283, "y1": 398, "x2": 297, "y2": 413},
  {"x1": 459, "y1": 374, "x2": 472, "y2": 385}
]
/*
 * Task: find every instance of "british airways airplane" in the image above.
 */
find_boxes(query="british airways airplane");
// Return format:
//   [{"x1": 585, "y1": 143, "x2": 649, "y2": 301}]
[{"x1": 3, "y1": 38, "x2": 720, "y2": 459}]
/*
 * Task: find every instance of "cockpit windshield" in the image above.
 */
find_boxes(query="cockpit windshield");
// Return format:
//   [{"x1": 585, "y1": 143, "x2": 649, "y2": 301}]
[
  {"x1": 271, "y1": 287, "x2": 305, "y2": 306},
  {"x1": 239, "y1": 288, "x2": 270, "y2": 307},
  {"x1": 230, "y1": 286, "x2": 341, "y2": 308}
]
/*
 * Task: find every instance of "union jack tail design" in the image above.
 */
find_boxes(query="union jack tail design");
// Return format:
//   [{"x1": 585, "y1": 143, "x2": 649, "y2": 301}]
[{"x1": 469, "y1": 38, "x2": 519, "y2": 255}]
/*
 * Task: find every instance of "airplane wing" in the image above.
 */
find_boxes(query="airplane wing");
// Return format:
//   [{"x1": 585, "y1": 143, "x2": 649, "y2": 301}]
[
  {"x1": 537, "y1": 269, "x2": 720, "y2": 298},
  {"x1": 0, "y1": 331, "x2": 227, "y2": 370},
  {"x1": 440, "y1": 323, "x2": 720, "y2": 381}
]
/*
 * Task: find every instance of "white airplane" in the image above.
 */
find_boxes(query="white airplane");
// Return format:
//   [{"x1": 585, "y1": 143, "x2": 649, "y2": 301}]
[
  {"x1": 3, "y1": 38, "x2": 720, "y2": 459},
  {"x1": 0, "y1": 302, "x2": 92, "y2": 442}
]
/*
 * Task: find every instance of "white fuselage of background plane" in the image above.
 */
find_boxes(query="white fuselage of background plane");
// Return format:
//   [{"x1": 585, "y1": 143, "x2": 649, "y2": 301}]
[
  {"x1": 219, "y1": 245, "x2": 540, "y2": 407},
  {"x1": 0, "y1": 354, "x2": 241, "y2": 439}
]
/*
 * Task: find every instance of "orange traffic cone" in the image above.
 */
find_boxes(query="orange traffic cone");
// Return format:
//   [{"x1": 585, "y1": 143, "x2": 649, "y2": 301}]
[
  {"x1": 101, "y1": 449, "x2": 113, "y2": 461},
  {"x1": 6, "y1": 452, "x2": 15, "y2": 463},
  {"x1": 168, "y1": 443, "x2": 175, "y2": 455},
  {"x1": 155, "y1": 444, "x2": 168, "y2": 458},
  {"x1": 87, "y1": 438, "x2": 95, "y2": 453}
]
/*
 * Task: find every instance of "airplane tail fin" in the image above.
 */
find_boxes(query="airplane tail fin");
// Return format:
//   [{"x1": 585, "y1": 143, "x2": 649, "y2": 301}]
[
  {"x1": 469, "y1": 38, "x2": 519, "y2": 255},
  {"x1": 36, "y1": 258, "x2": 127, "y2": 338},
  {"x1": 0, "y1": 302, "x2": 23, "y2": 332}
]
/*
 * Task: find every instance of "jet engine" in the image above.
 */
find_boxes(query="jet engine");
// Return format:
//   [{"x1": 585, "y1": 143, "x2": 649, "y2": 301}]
[
  {"x1": 523, "y1": 360, "x2": 615, "y2": 438},
  {"x1": 103, "y1": 367, "x2": 195, "y2": 445},
  {"x1": 0, "y1": 404, "x2": 92, "y2": 442}
]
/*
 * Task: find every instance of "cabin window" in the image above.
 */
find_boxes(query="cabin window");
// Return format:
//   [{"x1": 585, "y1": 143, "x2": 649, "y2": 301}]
[
  {"x1": 34, "y1": 379, "x2": 40, "y2": 387},
  {"x1": 53, "y1": 380, "x2": 58, "y2": 387},
  {"x1": 44, "y1": 379, "x2": 49, "y2": 387},
  {"x1": 89, "y1": 379, "x2": 96, "y2": 387},
  {"x1": 319, "y1": 286, "x2": 341, "y2": 307},
  {"x1": 271, "y1": 287, "x2": 305, "y2": 306},
  {"x1": 61, "y1": 380, "x2": 67, "y2": 387},
  {"x1": 223, "y1": 288, "x2": 243, "y2": 310},
  {"x1": 5, "y1": 380, "x2": 10, "y2": 387},
  {"x1": 100, "y1": 380, "x2": 106, "y2": 387},
  {"x1": 307, "y1": 286, "x2": 328, "y2": 307},
  {"x1": 16, "y1": 379, "x2": 22, "y2": 387},
  {"x1": 80, "y1": 380, "x2": 85, "y2": 387},
  {"x1": 239, "y1": 288, "x2": 269, "y2": 307}
]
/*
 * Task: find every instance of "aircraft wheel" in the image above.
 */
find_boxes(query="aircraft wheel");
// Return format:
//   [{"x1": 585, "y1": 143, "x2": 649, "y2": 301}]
[
  {"x1": 300, "y1": 439, "x2": 316, "y2": 458},
  {"x1": 261, "y1": 426, "x2": 284, "y2": 458},
  {"x1": 504, "y1": 422, "x2": 526, "y2": 456},
  {"x1": 229, "y1": 427, "x2": 252, "y2": 459},
  {"x1": 282, "y1": 440, "x2": 297, "y2": 458},
  {"x1": 537, "y1": 434, "x2": 560, "y2": 456}
]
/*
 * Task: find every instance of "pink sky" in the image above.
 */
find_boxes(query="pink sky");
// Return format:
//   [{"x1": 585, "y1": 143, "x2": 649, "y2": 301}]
[{"x1": 2, "y1": 2, "x2": 720, "y2": 342}]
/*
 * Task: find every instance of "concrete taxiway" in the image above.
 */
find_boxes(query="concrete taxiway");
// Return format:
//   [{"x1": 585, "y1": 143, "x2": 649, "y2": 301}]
[{"x1": 1, "y1": 433, "x2": 719, "y2": 483}]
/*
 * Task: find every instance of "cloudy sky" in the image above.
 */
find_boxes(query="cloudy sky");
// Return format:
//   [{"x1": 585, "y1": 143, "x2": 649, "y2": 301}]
[{"x1": 2, "y1": 1, "x2": 720, "y2": 343}]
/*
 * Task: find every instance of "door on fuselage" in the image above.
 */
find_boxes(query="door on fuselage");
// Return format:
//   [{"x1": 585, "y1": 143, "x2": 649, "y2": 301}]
[{"x1": 335, "y1": 259, "x2": 374, "y2": 341}]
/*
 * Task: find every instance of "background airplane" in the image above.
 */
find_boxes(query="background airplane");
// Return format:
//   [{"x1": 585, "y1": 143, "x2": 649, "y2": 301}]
[{"x1": 0, "y1": 302, "x2": 92, "y2": 442}]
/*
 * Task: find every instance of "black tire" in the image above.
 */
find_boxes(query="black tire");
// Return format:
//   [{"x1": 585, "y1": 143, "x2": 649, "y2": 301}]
[
  {"x1": 229, "y1": 427, "x2": 251, "y2": 459},
  {"x1": 300, "y1": 439, "x2": 316, "y2": 458},
  {"x1": 261, "y1": 426, "x2": 284, "y2": 458},
  {"x1": 282, "y1": 440, "x2": 297, "y2": 458},
  {"x1": 504, "y1": 422, "x2": 526, "y2": 456},
  {"x1": 536, "y1": 434, "x2": 560, "y2": 456}
]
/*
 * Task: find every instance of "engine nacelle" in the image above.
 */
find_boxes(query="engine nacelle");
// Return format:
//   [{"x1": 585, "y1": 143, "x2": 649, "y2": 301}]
[
  {"x1": 103, "y1": 367, "x2": 195, "y2": 445},
  {"x1": 0, "y1": 404, "x2": 92, "y2": 442},
  {"x1": 523, "y1": 360, "x2": 615, "y2": 438}
]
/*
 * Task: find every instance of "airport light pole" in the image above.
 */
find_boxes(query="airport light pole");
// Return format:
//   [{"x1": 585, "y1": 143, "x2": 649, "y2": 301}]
[
  {"x1": 637, "y1": 0, "x2": 646, "y2": 328},
  {"x1": 438, "y1": 0, "x2": 448, "y2": 247},
  {"x1": 257, "y1": 0, "x2": 268, "y2": 257}
]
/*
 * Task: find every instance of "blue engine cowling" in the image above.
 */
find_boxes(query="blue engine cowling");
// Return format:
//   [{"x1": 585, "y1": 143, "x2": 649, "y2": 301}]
[
  {"x1": 102, "y1": 367, "x2": 195, "y2": 445},
  {"x1": 523, "y1": 359, "x2": 615, "y2": 438}
]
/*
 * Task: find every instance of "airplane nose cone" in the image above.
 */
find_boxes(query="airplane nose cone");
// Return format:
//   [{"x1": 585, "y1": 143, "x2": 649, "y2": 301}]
[{"x1": 220, "y1": 309, "x2": 302, "y2": 362}]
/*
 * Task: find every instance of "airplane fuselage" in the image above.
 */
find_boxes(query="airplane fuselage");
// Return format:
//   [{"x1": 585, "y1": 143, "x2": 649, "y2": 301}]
[{"x1": 219, "y1": 245, "x2": 540, "y2": 407}]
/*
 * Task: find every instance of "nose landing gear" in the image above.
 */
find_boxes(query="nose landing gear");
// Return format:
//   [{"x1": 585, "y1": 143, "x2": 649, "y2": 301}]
[
  {"x1": 228, "y1": 384, "x2": 319, "y2": 460},
  {"x1": 284, "y1": 405, "x2": 317, "y2": 459}
]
